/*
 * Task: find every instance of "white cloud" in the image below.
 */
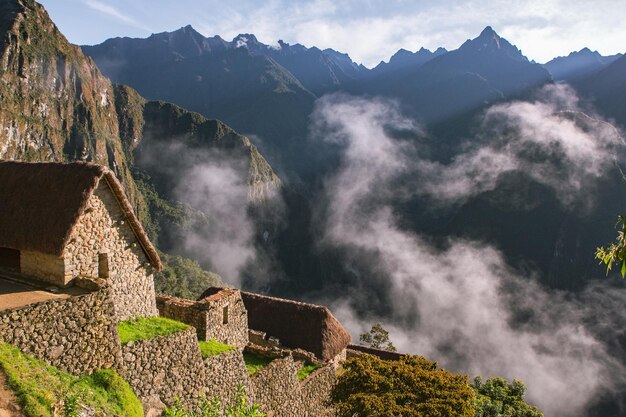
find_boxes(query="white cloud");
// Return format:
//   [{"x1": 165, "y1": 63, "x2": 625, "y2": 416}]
[
  {"x1": 82, "y1": 0, "x2": 151, "y2": 32},
  {"x1": 310, "y1": 92, "x2": 626, "y2": 416},
  {"x1": 190, "y1": 0, "x2": 626, "y2": 66}
]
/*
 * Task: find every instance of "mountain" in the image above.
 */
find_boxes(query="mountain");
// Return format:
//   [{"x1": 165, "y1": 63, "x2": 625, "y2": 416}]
[
  {"x1": 0, "y1": 0, "x2": 280, "y2": 279},
  {"x1": 544, "y1": 48, "x2": 623, "y2": 81},
  {"x1": 371, "y1": 46, "x2": 447, "y2": 74},
  {"x1": 363, "y1": 26, "x2": 551, "y2": 123},
  {"x1": 232, "y1": 33, "x2": 366, "y2": 95},
  {"x1": 82, "y1": 27, "x2": 317, "y2": 173},
  {"x1": 576, "y1": 53, "x2": 626, "y2": 128}
]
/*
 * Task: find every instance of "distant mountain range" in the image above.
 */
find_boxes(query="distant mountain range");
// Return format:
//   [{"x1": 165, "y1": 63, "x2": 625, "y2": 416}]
[
  {"x1": 79, "y1": 23, "x2": 626, "y2": 294},
  {"x1": 543, "y1": 48, "x2": 622, "y2": 82},
  {"x1": 3, "y1": 0, "x2": 626, "y2": 301}
]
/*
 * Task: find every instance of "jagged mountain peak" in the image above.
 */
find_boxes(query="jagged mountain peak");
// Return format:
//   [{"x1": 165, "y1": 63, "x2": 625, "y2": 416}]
[
  {"x1": 459, "y1": 26, "x2": 528, "y2": 62},
  {"x1": 232, "y1": 33, "x2": 260, "y2": 48}
]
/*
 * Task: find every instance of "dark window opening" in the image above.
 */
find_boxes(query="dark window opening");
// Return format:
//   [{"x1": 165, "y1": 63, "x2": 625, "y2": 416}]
[
  {"x1": 98, "y1": 253, "x2": 109, "y2": 278},
  {"x1": 223, "y1": 305, "x2": 229, "y2": 325},
  {"x1": 0, "y1": 247, "x2": 19, "y2": 270}
]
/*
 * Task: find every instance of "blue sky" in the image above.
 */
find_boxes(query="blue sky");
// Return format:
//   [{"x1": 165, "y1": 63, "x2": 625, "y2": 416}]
[{"x1": 39, "y1": 0, "x2": 626, "y2": 67}]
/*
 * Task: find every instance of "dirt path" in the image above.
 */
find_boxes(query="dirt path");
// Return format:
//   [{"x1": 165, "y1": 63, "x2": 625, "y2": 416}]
[{"x1": 0, "y1": 371, "x2": 23, "y2": 417}]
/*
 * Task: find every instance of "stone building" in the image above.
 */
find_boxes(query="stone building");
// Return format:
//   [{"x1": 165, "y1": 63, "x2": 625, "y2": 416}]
[
  {"x1": 157, "y1": 288, "x2": 249, "y2": 348},
  {"x1": 199, "y1": 288, "x2": 352, "y2": 362},
  {"x1": 0, "y1": 161, "x2": 162, "y2": 320}
]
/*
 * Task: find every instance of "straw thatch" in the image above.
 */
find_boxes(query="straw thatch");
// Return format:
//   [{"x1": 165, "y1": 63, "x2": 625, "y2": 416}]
[
  {"x1": 199, "y1": 287, "x2": 351, "y2": 361},
  {"x1": 0, "y1": 160, "x2": 162, "y2": 270}
]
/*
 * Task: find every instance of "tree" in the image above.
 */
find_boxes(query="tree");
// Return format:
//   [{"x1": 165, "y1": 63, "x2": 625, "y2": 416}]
[
  {"x1": 473, "y1": 377, "x2": 543, "y2": 417},
  {"x1": 359, "y1": 323, "x2": 397, "y2": 352},
  {"x1": 332, "y1": 354, "x2": 476, "y2": 417},
  {"x1": 595, "y1": 215, "x2": 626, "y2": 278}
]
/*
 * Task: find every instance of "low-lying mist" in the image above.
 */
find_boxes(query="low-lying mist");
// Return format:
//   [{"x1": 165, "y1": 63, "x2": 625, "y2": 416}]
[
  {"x1": 138, "y1": 141, "x2": 284, "y2": 288},
  {"x1": 309, "y1": 86, "x2": 626, "y2": 417}
]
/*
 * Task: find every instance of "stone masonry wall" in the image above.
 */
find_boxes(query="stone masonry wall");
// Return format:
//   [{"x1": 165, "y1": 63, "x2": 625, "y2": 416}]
[
  {"x1": 64, "y1": 182, "x2": 157, "y2": 320},
  {"x1": 251, "y1": 355, "x2": 302, "y2": 416},
  {"x1": 203, "y1": 290, "x2": 248, "y2": 348},
  {"x1": 156, "y1": 295, "x2": 208, "y2": 340},
  {"x1": 0, "y1": 287, "x2": 121, "y2": 376},
  {"x1": 157, "y1": 290, "x2": 248, "y2": 348},
  {"x1": 19, "y1": 250, "x2": 66, "y2": 286},
  {"x1": 121, "y1": 327, "x2": 207, "y2": 409},
  {"x1": 299, "y1": 366, "x2": 336, "y2": 417},
  {"x1": 203, "y1": 348, "x2": 253, "y2": 407}
]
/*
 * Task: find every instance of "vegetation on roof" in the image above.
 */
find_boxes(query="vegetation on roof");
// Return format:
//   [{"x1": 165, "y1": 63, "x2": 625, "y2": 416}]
[
  {"x1": 243, "y1": 352, "x2": 274, "y2": 376},
  {"x1": 118, "y1": 316, "x2": 189, "y2": 344},
  {"x1": 198, "y1": 340, "x2": 236, "y2": 359},
  {"x1": 297, "y1": 363, "x2": 321, "y2": 381},
  {"x1": 0, "y1": 342, "x2": 143, "y2": 417}
]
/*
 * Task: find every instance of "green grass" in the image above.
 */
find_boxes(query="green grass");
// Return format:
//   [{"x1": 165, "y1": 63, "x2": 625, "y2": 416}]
[
  {"x1": 0, "y1": 343, "x2": 143, "y2": 417},
  {"x1": 198, "y1": 340, "x2": 236, "y2": 358},
  {"x1": 118, "y1": 317, "x2": 189, "y2": 345},
  {"x1": 243, "y1": 352, "x2": 274, "y2": 376},
  {"x1": 297, "y1": 364, "x2": 321, "y2": 381}
]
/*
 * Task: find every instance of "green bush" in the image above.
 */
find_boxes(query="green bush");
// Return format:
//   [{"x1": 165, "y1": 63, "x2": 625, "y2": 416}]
[
  {"x1": 332, "y1": 354, "x2": 476, "y2": 417},
  {"x1": 162, "y1": 385, "x2": 264, "y2": 417},
  {"x1": 473, "y1": 376, "x2": 543, "y2": 417},
  {"x1": 118, "y1": 316, "x2": 189, "y2": 344},
  {"x1": 0, "y1": 343, "x2": 143, "y2": 417}
]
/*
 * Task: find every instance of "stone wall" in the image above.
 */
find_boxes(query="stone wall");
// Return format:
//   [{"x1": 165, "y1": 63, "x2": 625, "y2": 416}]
[
  {"x1": 347, "y1": 344, "x2": 405, "y2": 361},
  {"x1": 247, "y1": 354, "x2": 337, "y2": 417},
  {"x1": 158, "y1": 290, "x2": 248, "y2": 348},
  {"x1": 156, "y1": 295, "x2": 207, "y2": 340},
  {"x1": 0, "y1": 287, "x2": 121, "y2": 376},
  {"x1": 251, "y1": 355, "x2": 302, "y2": 416},
  {"x1": 19, "y1": 250, "x2": 65, "y2": 286},
  {"x1": 299, "y1": 366, "x2": 336, "y2": 417},
  {"x1": 64, "y1": 182, "x2": 157, "y2": 320},
  {"x1": 203, "y1": 348, "x2": 253, "y2": 407},
  {"x1": 202, "y1": 289, "x2": 248, "y2": 348},
  {"x1": 121, "y1": 327, "x2": 206, "y2": 408}
]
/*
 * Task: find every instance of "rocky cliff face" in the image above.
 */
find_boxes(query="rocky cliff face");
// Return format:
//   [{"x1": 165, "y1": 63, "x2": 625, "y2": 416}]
[
  {"x1": 0, "y1": 0, "x2": 139, "y2": 201},
  {"x1": 0, "y1": 0, "x2": 280, "y2": 212}
]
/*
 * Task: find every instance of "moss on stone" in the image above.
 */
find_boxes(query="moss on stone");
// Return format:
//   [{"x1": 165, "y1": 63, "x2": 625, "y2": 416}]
[
  {"x1": 0, "y1": 342, "x2": 143, "y2": 417},
  {"x1": 243, "y1": 352, "x2": 274, "y2": 376},
  {"x1": 297, "y1": 363, "x2": 321, "y2": 381},
  {"x1": 118, "y1": 317, "x2": 189, "y2": 344},
  {"x1": 198, "y1": 339, "x2": 236, "y2": 358}
]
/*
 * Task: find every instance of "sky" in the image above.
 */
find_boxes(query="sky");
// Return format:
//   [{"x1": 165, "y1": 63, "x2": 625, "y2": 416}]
[{"x1": 39, "y1": 0, "x2": 626, "y2": 67}]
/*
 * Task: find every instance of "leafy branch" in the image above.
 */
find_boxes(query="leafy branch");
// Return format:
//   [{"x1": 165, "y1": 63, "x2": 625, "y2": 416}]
[{"x1": 595, "y1": 215, "x2": 626, "y2": 278}]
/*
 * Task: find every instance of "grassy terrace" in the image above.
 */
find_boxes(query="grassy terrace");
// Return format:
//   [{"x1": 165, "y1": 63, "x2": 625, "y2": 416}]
[
  {"x1": 118, "y1": 317, "x2": 189, "y2": 344},
  {"x1": 198, "y1": 339, "x2": 236, "y2": 358},
  {"x1": 297, "y1": 364, "x2": 321, "y2": 381},
  {"x1": 243, "y1": 352, "x2": 274, "y2": 376},
  {"x1": 0, "y1": 343, "x2": 142, "y2": 417}
]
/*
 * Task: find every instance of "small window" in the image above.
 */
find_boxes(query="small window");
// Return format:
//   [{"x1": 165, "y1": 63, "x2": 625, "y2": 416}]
[
  {"x1": 223, "y1": 305, "x2": 229, "y2": 325},
  {"x1": 98, "y1": 253, "x2": 109, "y2": 278}
]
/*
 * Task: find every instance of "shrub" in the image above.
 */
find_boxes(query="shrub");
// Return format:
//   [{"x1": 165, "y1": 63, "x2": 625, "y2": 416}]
[
  {"x1": 332, "y1": 354, "x2": 476, "y2": 417},
  {"x1": 162, "y1": 385, "x2": 264, "y2": 417},
  {"x1": 473, "y1": 376, "x2": 543, "y2": 417}
]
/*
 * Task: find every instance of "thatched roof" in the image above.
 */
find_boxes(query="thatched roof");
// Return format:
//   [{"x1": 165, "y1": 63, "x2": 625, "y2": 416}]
[
  {"x1": 198, "y1": 287, "x2": 351, "y2": 361},
  {"x1": 0, "y1": 160, "x2": 162, "y2": 270}
]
